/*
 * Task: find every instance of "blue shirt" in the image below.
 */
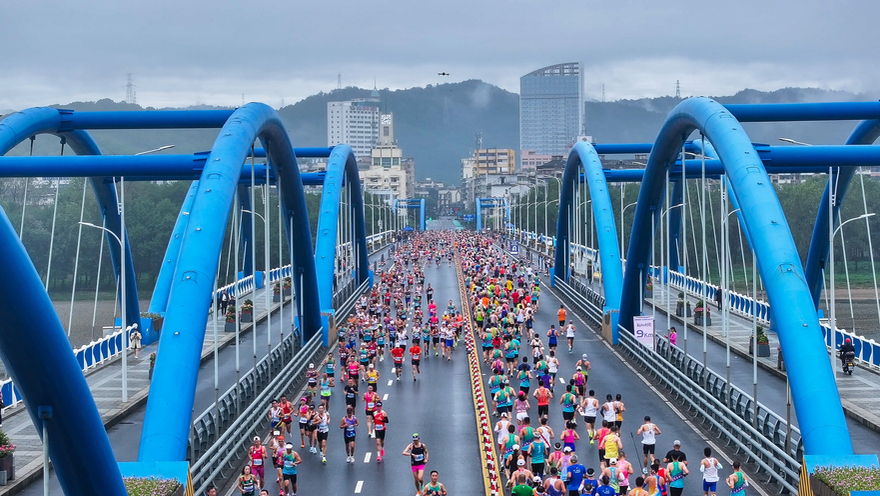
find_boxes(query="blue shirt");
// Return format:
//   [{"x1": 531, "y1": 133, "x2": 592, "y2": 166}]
[
  {"x1": 595, "y1": 485, "x2": 615, "y2": 496},
  {"x1": 566, "y1": 464, "x2": 586, "y2": 490}
]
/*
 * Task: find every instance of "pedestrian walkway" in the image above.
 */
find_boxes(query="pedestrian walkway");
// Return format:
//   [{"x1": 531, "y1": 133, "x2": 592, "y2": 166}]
[
  {"x1": 648, "y1": 283, "x2": 880, "y2": 433},
  {"x1": 0, "y1": 284, "x2": 289, "y2": 495}
]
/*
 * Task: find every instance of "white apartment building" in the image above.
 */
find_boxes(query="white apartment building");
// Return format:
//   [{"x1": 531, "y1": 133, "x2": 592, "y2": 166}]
[{"x1": 327, "y1": 97, "x2": 380, "y2": 160}]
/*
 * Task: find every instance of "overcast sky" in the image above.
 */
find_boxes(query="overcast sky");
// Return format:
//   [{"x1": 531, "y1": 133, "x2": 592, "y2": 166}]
[{"x1": 2, "y1": 0, "x2": 879, "y2": 110}]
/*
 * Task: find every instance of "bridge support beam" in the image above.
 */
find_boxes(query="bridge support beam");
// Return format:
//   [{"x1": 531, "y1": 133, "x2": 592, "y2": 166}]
[{"x1": 619, "y1": 97, "x2": 852, "y2": 456}]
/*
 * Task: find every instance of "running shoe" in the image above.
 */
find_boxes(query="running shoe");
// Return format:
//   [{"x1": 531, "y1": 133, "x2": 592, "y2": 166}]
[{"x1": 322, "y1": 456, "x2": 327, "y2": 464}]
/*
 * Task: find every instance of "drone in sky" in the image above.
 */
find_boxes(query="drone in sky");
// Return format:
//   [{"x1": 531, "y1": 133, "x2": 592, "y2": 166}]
[{"x1": 437, "y1": 72, "x2": 450, "y2": 76}]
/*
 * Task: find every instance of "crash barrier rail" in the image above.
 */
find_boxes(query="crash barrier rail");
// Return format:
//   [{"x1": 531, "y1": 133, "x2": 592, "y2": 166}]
[
  {"x1": 189, "y1": 275, "x2": 370, "y2": 494},
  {"x1": 619, "y1": 328, "x2": 800, "y2": 493},
  {"x1": 189, "y1": 331, "x2": 323, "y2": 495},
  {"x1": 456, "y1": 254, "x2": 501, "y2": 496},
  {"x1": 551, "y1": 277, "x2": 800, "y2": 493}
]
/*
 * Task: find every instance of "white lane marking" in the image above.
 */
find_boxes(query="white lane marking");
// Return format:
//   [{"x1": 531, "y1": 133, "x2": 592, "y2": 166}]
[
  {"x1": 355, "y1": 480, "x2": 364, "y2": 493},
  {"x1": 387, "y1": 380, "x2": 393, "y2": 386},
  {"x1": 383, "y1": 393, "x2": 389, "y2": 400},
  {"x1": 559, "y1": 378, "x2": 566, "y2": 384},
  {"x1": 364, "y1": 452, "x2": 371, "y2": 463}
]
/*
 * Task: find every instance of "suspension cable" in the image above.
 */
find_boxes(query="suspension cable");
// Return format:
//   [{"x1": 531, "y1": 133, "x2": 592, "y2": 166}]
[
  {"x1": 858, "y1": 168, "x2": 880, "y2": 328},
  {"x1": 91, "y1": 215, "x2": 107, "y2": 342},
  {"x1": 45, "y1": 137, "x2": 65, "y2": 290},
  {"x1": 68, "y1": 179, "x2": 89, "y2": 336},
  {"x1": 19, "y1": 136, "x2": 35, "y2": 240}
]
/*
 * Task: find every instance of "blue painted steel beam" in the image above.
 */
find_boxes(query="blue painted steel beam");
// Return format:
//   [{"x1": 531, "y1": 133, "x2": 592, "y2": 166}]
[
  {"x1": 592, "y1": 143, "x2": 654, "y2": 155},
  {"x1": 394, "y1": 199, "x2": 428, "y2": 230},
  {"x1": 140, "y1": 103, "x2": 322, "y2": 462},
  {"x1": 56, "y1": 109, "x2": 235, "y2": 130},
  {"x1": 252, "y1": 146, "x2": 334, "y2": 158},
  {"x1": 0, "y1": 208, "x2": 127, "y2": 495},
  {"x1": 619, "y1": 97, "x2": 852, "y2": 456},
  {"x1": 725, "y1": 102, "x2": 880, "y2": 122},
  {"x1": 804, "y1": 119, "x2": 880, "y2": 309},
  {"x1": 314, "y1": 145, "x2": 370, "y2": 342},
  {"x1": 475, "y1": 198, "x2": 508, "y2": 231},
  {"x1": 149, "y1": 181, "x2": 200, "y2": 314},
  {"x1": 553, "y1": 142, "x2": 623, "y2": 340}
]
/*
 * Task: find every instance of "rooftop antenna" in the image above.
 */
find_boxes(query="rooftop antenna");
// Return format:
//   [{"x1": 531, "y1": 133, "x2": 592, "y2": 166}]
[
  {"x1": 475, "y1": 132, "x2": 483, "y2": 151},
  {"x1": 675, "y1": 80, "x2": 681, "y2": 99},
  {"x1": 338, "y1": 73, "x2": 342, "y2": 90},
  {"x1": 125, "y1": 74, "x2": 137, "y2": 105},
  {"x1": 602, "y1": 83, "x2": 605, "y2": 103}
]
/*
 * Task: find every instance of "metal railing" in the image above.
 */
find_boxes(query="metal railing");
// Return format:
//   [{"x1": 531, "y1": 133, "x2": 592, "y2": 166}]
[
  {"x1": 618, "y1": 327, "x2": 800, "y2": 493},
  {"x1": 190, "y1": 331, "x2": 324, "y2": 495},
  {"x1": 550, "y1": 277, "x2": 800, "y2": 492}
]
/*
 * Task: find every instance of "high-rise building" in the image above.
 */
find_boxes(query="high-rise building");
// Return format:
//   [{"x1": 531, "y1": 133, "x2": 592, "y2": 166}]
[
  {"x1": 362, "y1": 112, "x2": 414, "y2": 200},
  {"x1": 519, "y1": 62, "x2": 584, "y2": 159},
  {"x1": 327, "y1": 92, "x2": 381, "y2": 160}
]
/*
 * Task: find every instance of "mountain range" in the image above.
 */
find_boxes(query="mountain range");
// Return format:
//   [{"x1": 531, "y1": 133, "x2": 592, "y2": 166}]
[{"x1": 3, "y1": 82, "x2": 878, "y2": 185}]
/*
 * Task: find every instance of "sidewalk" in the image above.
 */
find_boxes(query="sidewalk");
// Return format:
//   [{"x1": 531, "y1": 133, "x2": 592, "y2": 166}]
[
  {"x1": 648, "y1": 283, "x2": 880, "y2": 433},
  {"x1": 0, "y1": 284, "x2": 289, "y2": 495}
]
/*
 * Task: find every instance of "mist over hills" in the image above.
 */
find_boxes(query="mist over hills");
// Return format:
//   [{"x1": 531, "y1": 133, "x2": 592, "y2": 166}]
[{"x1": 3, "y1": 83, "x2": 877, "y2": 185}]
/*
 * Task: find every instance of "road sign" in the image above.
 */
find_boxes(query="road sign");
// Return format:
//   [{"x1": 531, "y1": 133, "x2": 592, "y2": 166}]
[
  {"x1": 510, "y1": 242, "x2": 519, "y2": 255},
  {"x1": 633, "y1": 315, "x2": 655, "y2": 348},
  {"x1": 463, "y1": 214, "x2": 475, "y2": 221}
]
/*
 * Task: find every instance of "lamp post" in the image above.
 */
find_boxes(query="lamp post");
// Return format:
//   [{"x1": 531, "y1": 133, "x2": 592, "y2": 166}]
[
  {"x1": 660, "y1": 204, "x2": 684, "y2": 332},
  {"x1": 79, "y1": 221, "x2": 129, "y2": 402},
  {"x1": 830, "y1": 212, "x2": 876, "y2": 358},
  {"x1": 620, "y1": 201, "x2": 637, "y2": 273},
  {"x1": 242, "y1": 208, "x2": 272, "y2": 355}
]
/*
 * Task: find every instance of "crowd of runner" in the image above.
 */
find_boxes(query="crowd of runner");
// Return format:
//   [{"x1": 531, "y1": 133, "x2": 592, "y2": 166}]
[{"x1": 228, "y1": 230, "x2": 750, "y2": 496}]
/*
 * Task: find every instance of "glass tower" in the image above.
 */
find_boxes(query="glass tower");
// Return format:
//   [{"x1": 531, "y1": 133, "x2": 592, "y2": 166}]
[{"x1": 519, "y1": 62, "x2": 584, "y2": 158}]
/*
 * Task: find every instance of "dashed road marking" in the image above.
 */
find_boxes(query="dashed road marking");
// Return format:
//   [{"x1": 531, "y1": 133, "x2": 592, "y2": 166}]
[
  {"x1": 559, "y1": 378, "x2": 566, "y2": 384},
  {"x1": 364, "y1": 452, "x2": 371, "y2": 463},
  {"x1": 383, "y1": 393, "x2": 389, "y2": 400},
  {"x1": 387, "y1": 380, "x2": 393, "y2": 386},
  {"x1": 355, "y1": 480, "x2": 364, "y2": 493}
]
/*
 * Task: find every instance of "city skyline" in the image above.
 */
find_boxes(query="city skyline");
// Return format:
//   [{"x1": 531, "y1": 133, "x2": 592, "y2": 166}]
[{"x1": 2, "y1": 1, "x2": 879, "y2": 110}]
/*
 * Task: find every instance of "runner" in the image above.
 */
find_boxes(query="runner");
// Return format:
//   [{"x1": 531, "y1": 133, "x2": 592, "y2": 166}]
[
  {"x1": 279, "y1": 396, "x2": 293, "y2": 436},
  {"x1": 363, "y1": 385, "x2": 380, "y2": 437},
  {"x1": 579, "y1": 390, "x2": 600, "y2": 442},
  {"x1": 391, "y1": 345, "x2": 405, "y2": 380},
  {"x1": 366, "y1": 364, "x2": 380, "y2": 392},
  {"x1": 421, "y1": 470, "x2": 447, "y2": 496},
  {"x1": 557, "y1": 305, "x2": 567, "y2": 329},
  {"x1": 637, "y1": 416, "x2": 662, "y2": 467},
  {"x1": 372, "y1": 401, "x2": 389, "y2": 462},
  {"x1": 533, "y1": 382, "x2": 552, "y2": 419},
  {"x1": 564, "y1": 322, "x2": 576, "y2": 354},
  {"x1": 268, "y1": 400, "x2": 283, "y2": 433},
  {"x1": 248, "y1": 437, "x2": 267, "y2": 489},
  {"x1": 315, "y1": 404, "x2": 330, "y2": 463},
  {"x1": 699, "y1": 447, "x2": 723, "y2": 496},
  {"x1": 297, "y1": 399, "x2": 309, "y2": 449},
  {"x1": 410, "y1": 340, "x2": 422, "y2": 381},
  {"x1": 339, "y1": 406, "x2": 358, "y2": 463},
  {"x1": 238, "y1": 465, "x2": 258, "y2": 496},
  {"x1": 565, "y1": 454, "x2": 586, "y2": 496},
  {"x1": 666, "y1": 454, "x2": 689, "y2": 496},
  {"x1": 403, "y1": 433, "x2": 430, "y2": 495},
  {"x1": 726, "y1": 461, "x2": 748, "y2": 496},
  {"x1": 547, "y1": 325, "x2": 559, "y2": 352},
  {"x1": 280, "y1": 443, "x2": 301, "y2": 496},
  {"x1": 319, "y1": 373, "x2": 334, "y2": 409}
]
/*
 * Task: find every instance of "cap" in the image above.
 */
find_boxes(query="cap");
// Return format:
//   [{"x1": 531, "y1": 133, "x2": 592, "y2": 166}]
[
  {"x1": 517, "y1": 459, "x2": 526, "y2": 466},
  {"x1": 569, "y1": 454, "x2": 578, "y2": 463},
  {"x1": 412, "y1": 433, "x2": 420, "y2": 439},
  {"x1": 563, "y1": 446, "x2": 572, "y2": 453},
  {"x1": 500, "y1": 412, "x2": 509, "y2": 418},
  {"x1": 253, "y1": 436, "x2": 260, "y2": 442},
  {"x1": 375, "y1": 401, "x2": 383, "y2": 407},
  {"x1": 586, "y1": 468, "x2": 595, "y2": 475},
  {"x1": 673, "y1": 440, "x2": 681, "y2": 446},
  {"x1": 576, "y1": 366, "x2": 582, "y2": 371},
  {"x1": 533, "y1": 476, "x2": 542, "y2": 483},
  {"x1": 845, "y1": 338, "x2": 851, "y2": 343},
  {"x1": 582, "y1": 353, "x2": 587, "y2": 359},
  {"x1": 273, "y1": 430, "x2": 281, "y2": 436},
  {"x1": 512, "y1": 444, "x2": 520, "y2": 451},
  {"x1": 285, "y1": 443, "x2": 293, "y2": 449},
  {"x1": 609, "y1": 458, "x2": 618, "y2": 465},
  {"x1": 308, "y1": 363, "x2": 315, "y2": 368},
  {"x1": 369, "y1": 363, "x2": 375, "y2": 368}
]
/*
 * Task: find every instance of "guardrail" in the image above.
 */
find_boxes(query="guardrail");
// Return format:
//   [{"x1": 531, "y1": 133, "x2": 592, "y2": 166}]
[
  {"x1": 618, "y1": 327, "x2": 800, "y2": 493},
  {"x1": 549, "y1": 277, "x2": 800, "y2": 492},
  {"x1": 189, "y1": 274, "x2": 372, "y2": 494},
  {"x1": 190, "y1": 332, "x2": 324, "y2": 495}
]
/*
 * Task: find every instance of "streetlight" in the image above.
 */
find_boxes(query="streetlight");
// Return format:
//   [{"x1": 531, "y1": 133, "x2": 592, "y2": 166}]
[
  {"x1": 79, "y1": 221, "x2": 129, "y2": 402},
  {"x1": 134, "y1": 145, "x2": 175, "y2": 155},
  {"x1": 660, "y1": 203, "x2": 684, "y2": 333},
  {"x1": 620, "y1": 201, "x2": 637, "y2": 272},
  {"x1": 242, "y1": 208, "x2": 272, "y2": 356},
  {"x1": 544, "y1": 199, "x2": 559, "y2": 240},
  {"x1": 829, "y1": 213, "x2": 876, "y2": 356}
]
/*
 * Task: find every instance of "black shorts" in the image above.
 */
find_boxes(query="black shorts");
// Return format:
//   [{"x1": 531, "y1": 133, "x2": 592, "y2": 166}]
[
  {"x1": 412, "y1": 360, "x2": 420, "y2": 368},
  {"x1": 318, "y1": 431, "x2": 328, "y2": 442},
  {"x1": 344, "y1": 434, "x2": 356, "y2": 443},
  {"x1": 283, "y1": 473, "x2": 297, "y2": 484},
  {"x1": 538, "y1": 405, "x2": 549, "y2": 417},
  {"x1": 299, "y1": 421, "x2": 308, "y2": 430},
  {"x1": 497, "y1": 404, "x2": 510, "y2": 414},
  {"x1": 562, "y1": 410, "x2": 574, "y2": 421},
  {"x1": 307, "y1": 424, "x2": 317, "y2": 432},
  {"x1": 505, "y1": 357, "x2": 515, "y2": 363},
  {"x1": 376, "y1": 429, "x2": 386, "y2": 440},
  {"x1": 394, "y1": 361, "x2": 404, "y2": 369},
  {"x1": 433, "y1": 337, "x2": 440, "y2": 344},
  {"x1": 365, "y1": 410, "x2": 374, "y2": 417},
  {"x1": 643, "y1": 443, "x2": 655, "y2": 455},
  {"x1": 598, "y1": 449, "x2": 605, "y2": 462},
  {"x1": 584, "y1": 416, "x2": 596, "y2": 425}
]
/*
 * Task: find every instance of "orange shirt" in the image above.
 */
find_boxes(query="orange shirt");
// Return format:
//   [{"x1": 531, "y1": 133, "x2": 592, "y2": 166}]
[{"x1": 557, "y1": 308, "x2": 567, "y2": 321}]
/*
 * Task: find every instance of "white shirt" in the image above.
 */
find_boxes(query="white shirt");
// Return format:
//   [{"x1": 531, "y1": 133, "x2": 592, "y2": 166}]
[
  {"x1": 565, "y1": 325, "x2": 576, "y2": 338},
  {"x1": 702, "y1": 457, "x2": 721, "y2": 482},
  {"x1": 641, "y1": 423, "x2": 657, "y2": 445},
  {"x1": 602, "y1": 402, "x2": 616, "y2": 422}
]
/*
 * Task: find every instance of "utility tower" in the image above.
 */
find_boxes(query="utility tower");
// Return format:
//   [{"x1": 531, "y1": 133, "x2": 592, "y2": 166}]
[
  {"x1": 125, "y1": 74, "x2": 137, "y2": 105},
  {"x1": 337, "y1": 73, "x2": 342, "y2": 90},
  {"x1": 675, "y1": 80, "x2": 681, "y2": 99}
]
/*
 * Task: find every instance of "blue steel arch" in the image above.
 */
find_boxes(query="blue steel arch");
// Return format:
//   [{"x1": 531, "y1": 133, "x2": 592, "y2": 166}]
[
  {"x1": 0, "y1": 110, "x2": 129, "y2": 494},
  {"x1": 394, "y1": 198, "x2": 427, "y2": 230},
  {"x1": 619, "y1": 97, "x2": 851, "y2": 456},
  {"x1": 0, "y1": 107, "x2": 141, "y2": 328},
  {"x1": 804, "y1": 119, "x2": 880, "y2": 308},
  {"x1": 314, "y1": 144, "x2": 370, "y2": 342},
  {"x1": 475, "y1": 197, "x2": 509, "y2": 231},
  {"x1": 139, "y1": 103, "x2": 323, "y2": 462},
  {"x1": 552, "y1": 142, "x2": 623, "y2": 336}
]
